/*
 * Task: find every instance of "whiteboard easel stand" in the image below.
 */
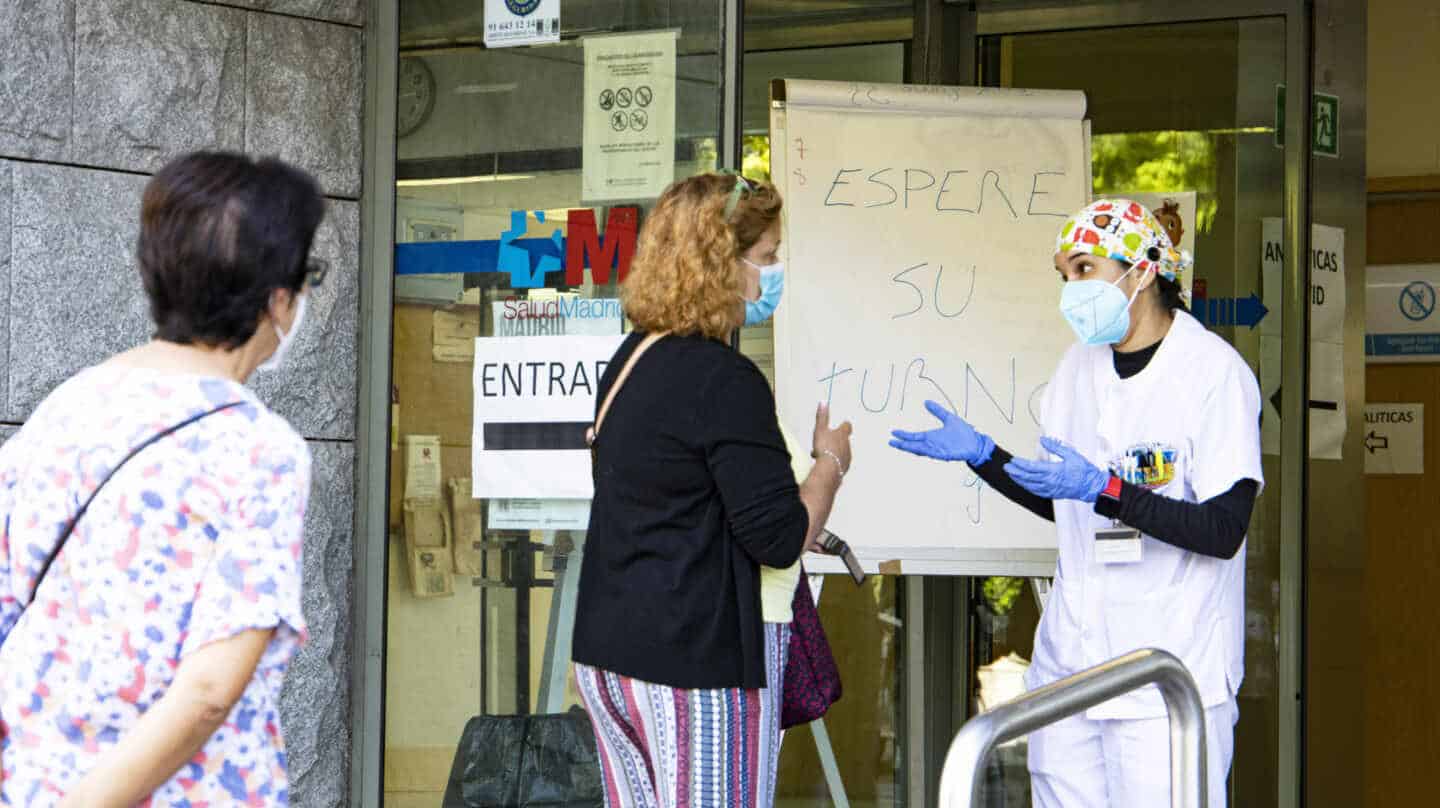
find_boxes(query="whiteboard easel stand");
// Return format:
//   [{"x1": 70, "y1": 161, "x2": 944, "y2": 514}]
[
  {"x1": 537, "y1": 533, "x2": 582, "y2": 713},
  {"x1": 767, "y1": 78, "x2": 1086, "y2": 576},
  {"x1": 1030, "y1": 576, "x2": 1052, "y2": 612}
]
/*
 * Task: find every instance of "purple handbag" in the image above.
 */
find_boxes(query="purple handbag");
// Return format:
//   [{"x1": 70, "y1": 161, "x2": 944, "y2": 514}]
[{"x1": 780, "y1": 569, "x2": 842, "y2": 729}]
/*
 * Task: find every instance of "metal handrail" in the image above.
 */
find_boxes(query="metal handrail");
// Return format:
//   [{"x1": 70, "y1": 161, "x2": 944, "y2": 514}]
[{"x1": 938, "y1": 648, "x2": 1208, "y2": 808}]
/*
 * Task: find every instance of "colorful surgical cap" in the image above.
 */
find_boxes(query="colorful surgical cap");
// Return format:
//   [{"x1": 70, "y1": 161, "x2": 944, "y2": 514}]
[{"x1": 1055, "y1": 198, "x2": 1193, "y2": 289}]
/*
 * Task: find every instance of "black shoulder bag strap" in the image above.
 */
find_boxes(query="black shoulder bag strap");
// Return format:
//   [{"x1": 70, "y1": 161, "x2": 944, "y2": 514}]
[{"x1": 25, "y1": 400, "x2": 245, "y2": 605}]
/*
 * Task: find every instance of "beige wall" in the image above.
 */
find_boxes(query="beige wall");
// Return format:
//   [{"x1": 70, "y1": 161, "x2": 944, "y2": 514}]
[{"x1": 1367, "y1": 0, "x2": 1440, "y2": 178}]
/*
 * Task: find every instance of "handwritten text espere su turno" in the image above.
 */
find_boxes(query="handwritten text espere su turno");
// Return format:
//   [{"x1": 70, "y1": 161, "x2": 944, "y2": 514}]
[{"x1": 821, "y1": 167, "x2": 1069, "y2": 218}]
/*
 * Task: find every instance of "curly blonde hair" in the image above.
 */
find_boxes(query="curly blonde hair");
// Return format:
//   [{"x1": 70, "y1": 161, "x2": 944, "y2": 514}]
[{"x1": 622, "y1": 173, "x2": 783, "y2": 340}]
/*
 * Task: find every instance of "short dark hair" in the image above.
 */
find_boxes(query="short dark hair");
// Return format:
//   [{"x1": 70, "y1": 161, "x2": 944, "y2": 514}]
[
  {"x1": 1157, "y1": 274, "x2": 1189, "y2": 313},
  {"x1": 137, "y1": 151, "x2": 325, "y2": 349}
]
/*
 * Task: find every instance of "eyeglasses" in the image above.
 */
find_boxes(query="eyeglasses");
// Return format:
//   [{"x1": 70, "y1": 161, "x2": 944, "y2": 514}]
[
  {"x1": 723, "y1": 174, "x2": 755, "y2": 219},
  {"x1": 304, "y1": 259, "x2": 330, "y2": 290}
]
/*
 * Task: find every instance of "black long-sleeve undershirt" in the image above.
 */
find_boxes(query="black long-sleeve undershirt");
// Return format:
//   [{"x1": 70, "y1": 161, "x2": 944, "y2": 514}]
[
  {"x1": 971, "y1": 447, "x2": 1055, "y2": 522},
  {"x1": 1097, "y1": 476, "x2": 1258, "y2": 559},
  {"x1": 968, "y1": 449, "x2": 1258, "y2": 560},
  {"x1": 962, "y1": 337, "x2": 1259, "y2": 560}
]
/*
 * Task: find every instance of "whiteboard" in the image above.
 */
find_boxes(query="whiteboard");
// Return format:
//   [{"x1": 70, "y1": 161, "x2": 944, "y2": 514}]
[{"x1": 771, "y1": 80, "x2": 1090, "y2": 576}]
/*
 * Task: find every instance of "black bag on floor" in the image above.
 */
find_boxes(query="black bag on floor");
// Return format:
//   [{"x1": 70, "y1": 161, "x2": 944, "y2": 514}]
[{"x1": 441, "y1": 707, "x2": 604, "y2": 808}]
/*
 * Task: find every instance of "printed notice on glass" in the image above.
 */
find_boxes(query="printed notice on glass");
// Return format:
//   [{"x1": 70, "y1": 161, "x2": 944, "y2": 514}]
[
  {"x1": 404, "y1": 435, "x2": 443, "y2": 500},
  {"x1": 1259, "y1": 219, "x2": 1347, "y2": 459},
  {"x1": 582, "y1": 31, "x2": 677, "y2": 203},
  {"x1": 484, "y1": 0, "x2": 560, "y2": 48},
  {"x1": 488, "y1": 498, "x2": 591, "y2": 531}
]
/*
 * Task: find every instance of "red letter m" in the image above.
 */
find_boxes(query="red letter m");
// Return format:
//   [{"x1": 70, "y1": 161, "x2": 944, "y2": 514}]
[{"x1": 566, "y1": 208, "x2": 638, "y2": 286}]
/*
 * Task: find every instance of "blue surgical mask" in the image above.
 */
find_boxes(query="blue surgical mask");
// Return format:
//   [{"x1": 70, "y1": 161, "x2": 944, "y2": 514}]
[
  {"x1": 743, "y1": 260, "x2": 785, "y2": 325},
  {"x1": 1059, "y1": 268, "x2": 1140, "y2": 345}
]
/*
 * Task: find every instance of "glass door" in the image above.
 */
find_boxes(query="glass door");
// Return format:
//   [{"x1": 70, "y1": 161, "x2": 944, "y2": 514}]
[
  {"x1": 740, "y1": 8, "x2": 914, "y2": 806},
  {"x1": 968, "y1": 10, "x2": 1304, "y2": 807},
  {"x1": 383, "y1": 2, "x2": 725, "y2": 805}
]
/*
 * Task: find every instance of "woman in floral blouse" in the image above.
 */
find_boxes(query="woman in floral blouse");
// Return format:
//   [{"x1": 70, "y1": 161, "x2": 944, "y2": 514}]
[{"x1": 0, "y1": 151, "x2": 325, "y2": 807}]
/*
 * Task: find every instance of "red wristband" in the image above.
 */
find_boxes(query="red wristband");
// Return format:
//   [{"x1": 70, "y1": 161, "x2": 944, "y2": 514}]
[{"x1": 1100, "y1": 475, "x2": 1123, "y2": 502}]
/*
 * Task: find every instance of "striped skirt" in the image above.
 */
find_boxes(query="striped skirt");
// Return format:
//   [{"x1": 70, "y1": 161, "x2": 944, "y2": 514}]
[{"x1": 574, "y1": 622, "x2": 792, "y2": 808}]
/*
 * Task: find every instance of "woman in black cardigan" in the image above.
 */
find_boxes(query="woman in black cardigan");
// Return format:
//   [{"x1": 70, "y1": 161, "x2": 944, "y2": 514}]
[{"x1": 571, "y1": 173, "x2": 851, "y2": 808}]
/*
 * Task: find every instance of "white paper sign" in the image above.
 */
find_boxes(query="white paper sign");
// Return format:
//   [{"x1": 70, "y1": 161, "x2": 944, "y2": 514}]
[
  {"x1": 433, "y1": 309, "x2": 480, "y2": 363},
  {"x1": 1311, "y1": 225, "x2": 1346, "y2": 345},
  {"x1": 1307, "y1": 340, "x2": 1345, "y2": 459},
  {"x1": 1363, "y1": 403, "x2": 1423, "y2": 475},
  {"x1": 472, "y1": 335, "x2": 625, "y2": 498},
  {"x1": 1260, "y1": 219, "x2": 1346, "y2": 342},
  {"x1": 1259, "y1": 219, "x2": 1346, "y2": 459},
  {"x1": 1366, "y1": 264, "x2": 1440, "y2": 362},
  {"x1": 484, "y1": 0, "x2": 560, "y2": 48},
  {"x1": 582, "y1": 32, "x2": 676, "y2": 203},
  {"x1": 492, "y1": 297, "x2": 624, "y2": 337},
  {"x1": 1259, "y1": 339, "x2": 1347, "y2": 459},
  {"x1": 404, "y1": 435, "x2": 443, "y2": 500}
]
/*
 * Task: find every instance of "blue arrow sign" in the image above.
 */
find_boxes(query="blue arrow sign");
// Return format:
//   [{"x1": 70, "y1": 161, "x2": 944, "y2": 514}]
[
  {"x1": 395, "y1": 210, "x2": 569, "y2": 288},
  {"x1": 395, "y1": 238, "x2": 561, "y2": 277},
  {"x1": 1194, "y1": 293, "x2": 1268, "y2": 329}
]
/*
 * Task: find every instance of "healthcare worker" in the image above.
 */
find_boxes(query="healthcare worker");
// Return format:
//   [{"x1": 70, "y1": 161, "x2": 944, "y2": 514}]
[{"x1": 891, "y1": 199, "x2": 1262, "y2": 807}]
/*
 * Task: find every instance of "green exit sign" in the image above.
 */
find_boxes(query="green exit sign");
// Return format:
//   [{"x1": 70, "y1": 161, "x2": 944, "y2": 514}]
[{"x1": 1275, "y1": 84, "x2": 1340, "y2": 158}]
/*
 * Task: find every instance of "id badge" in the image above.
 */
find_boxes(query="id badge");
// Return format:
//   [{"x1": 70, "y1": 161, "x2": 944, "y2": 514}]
[{"x1": 1095, "y1": 525, "x2": 1143, "y2": 565}]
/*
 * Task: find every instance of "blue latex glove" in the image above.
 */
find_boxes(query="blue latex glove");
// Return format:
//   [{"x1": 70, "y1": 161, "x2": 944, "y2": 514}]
[
  {"x1": 1004, "y1": 436, "x2": 1110, "y2": 503},
  {"x1": 889, "y1": 400, "x2": 996, "y2": 465}
]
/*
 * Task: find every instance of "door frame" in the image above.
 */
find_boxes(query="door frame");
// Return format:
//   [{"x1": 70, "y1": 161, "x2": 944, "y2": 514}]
[
  {"x1": 943, "y1": 3, "x2": 1314, "y2": 808},
  {"x1": 353, "y1": 1, "x2": 398, "y2": 806}
]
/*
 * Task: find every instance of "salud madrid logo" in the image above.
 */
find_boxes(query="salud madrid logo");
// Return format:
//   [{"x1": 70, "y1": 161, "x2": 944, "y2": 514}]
[{"x1": 506, "y1": 0, "x2": 541, "y2": 15}]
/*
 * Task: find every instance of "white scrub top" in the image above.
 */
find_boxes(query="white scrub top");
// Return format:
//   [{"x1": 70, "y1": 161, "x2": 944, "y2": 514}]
[{"x1": 1025, "y1": 310, "x2": 1264, "y2": 720}]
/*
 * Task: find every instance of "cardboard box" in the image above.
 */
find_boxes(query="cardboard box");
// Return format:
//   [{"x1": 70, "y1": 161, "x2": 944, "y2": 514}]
[
  {"x1": 401, "y1": 501, "x2": 454, "y2": 599},
  {"x1": 408, "y1": 545, "x2": 455, "y2": 599},
  {"x1": 403, "y1": 498, "x2": 449, "y2": 549},
  {"x1": 448, "y1": 478, "x2": 485, "y2": 576}
]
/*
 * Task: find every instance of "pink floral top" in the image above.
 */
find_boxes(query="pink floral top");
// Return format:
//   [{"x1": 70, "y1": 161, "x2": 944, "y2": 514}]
[{"x1": 0, "y1": 367, "x2": 310, "y2": 807}]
